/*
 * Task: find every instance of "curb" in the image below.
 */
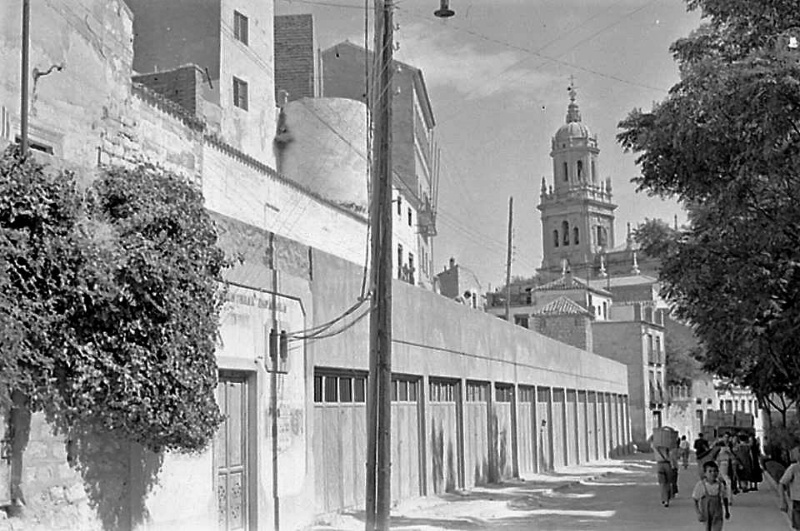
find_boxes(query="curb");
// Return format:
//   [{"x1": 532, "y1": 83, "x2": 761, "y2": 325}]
[{"x1": 763, "y1": 466, "x2": 793, "y2": 530}]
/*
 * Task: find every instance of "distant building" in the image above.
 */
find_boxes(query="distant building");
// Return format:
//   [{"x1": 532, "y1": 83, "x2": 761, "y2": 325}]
[
  {"x1": 320, "y1": 41, "x2": 438, "y2": 289},
  {"x1": 435, "y1": 258, "x2": 485, "y2": 310},
  {"x1": 125, "y1": 0, "x2": 278, "y2": 166}
]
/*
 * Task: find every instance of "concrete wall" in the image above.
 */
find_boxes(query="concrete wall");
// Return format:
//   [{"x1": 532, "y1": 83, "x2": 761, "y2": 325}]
[
  {"x1": 274, "y1": 14, "x2": 319, "y2": 102},
  {"x1": 312, "y1": 251, "x2": 628, "y2": 395},
  {"x1": 592, "y1": 321, "x2": 650, "y2": 445}
]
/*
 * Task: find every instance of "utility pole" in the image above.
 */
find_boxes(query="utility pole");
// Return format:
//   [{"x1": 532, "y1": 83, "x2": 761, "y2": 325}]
[
  {"x1": 20, "y1": 0, "x2": 30, "y2": 154},
  {"x1": 504, "y1": 196, "x2": 514, "y2": 322},
  {"x1": 365, "y1": 0, "x2": 394, "y2": 529}
]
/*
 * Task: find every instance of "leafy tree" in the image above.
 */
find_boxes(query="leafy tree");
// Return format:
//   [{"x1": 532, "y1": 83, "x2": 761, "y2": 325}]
[
  {"x1": 633, "y1": 218, "x2": 680, "y2": 261},
  {"x1": 0, "y1": 147, "x2": 225, "y2": 455},
  {"x1": 664, "y1": 318, "x2": 703, "y2": 386},
  {"x1": 617, "y1": 1, "x2": 800, "y2": 411}
]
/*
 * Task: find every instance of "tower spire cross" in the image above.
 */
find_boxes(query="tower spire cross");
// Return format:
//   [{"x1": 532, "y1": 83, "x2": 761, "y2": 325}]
[{"x1": 568, "y1": 75, "x2": 577, "y2": 102}]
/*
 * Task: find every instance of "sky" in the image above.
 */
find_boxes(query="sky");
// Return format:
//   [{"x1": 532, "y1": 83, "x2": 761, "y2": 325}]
[{"x1": 276, "y1": 0, "x2": 704, "y2": 289}]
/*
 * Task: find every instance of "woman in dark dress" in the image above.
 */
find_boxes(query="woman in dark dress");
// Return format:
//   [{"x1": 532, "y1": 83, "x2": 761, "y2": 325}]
[{"x1": 750, "y1": 434, "x2": 763, "y2": 490}]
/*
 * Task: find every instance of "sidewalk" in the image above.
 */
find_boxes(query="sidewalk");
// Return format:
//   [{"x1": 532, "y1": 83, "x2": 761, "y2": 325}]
[
  {"x1": 308, "y1": 457, "x2": 637, "y2": 530},
  {"x1": 308, "y1": 453, "x2": 791, "y2": 530}
]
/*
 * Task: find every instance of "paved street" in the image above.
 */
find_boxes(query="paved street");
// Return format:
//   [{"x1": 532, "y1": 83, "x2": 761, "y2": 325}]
[{"x1": 312, "y1": 453, "x2": 790, "y2": 530}]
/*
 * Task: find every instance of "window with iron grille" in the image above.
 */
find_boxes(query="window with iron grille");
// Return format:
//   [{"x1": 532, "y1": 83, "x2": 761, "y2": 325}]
[
  {"x1": 234, "y1": 11, "x2": 249, "y2": 45},
  {"x1": 233, "y1": 77, "x2": 248, "y2": 110}
]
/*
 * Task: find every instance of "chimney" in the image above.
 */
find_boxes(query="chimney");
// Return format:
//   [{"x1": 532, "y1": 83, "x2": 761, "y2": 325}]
[{"x1": 449, "y1": 257, "x2": 456, "y2": 269}]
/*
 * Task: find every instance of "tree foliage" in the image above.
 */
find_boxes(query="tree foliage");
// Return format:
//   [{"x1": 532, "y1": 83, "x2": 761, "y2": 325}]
[
  {"x1": 0, "y1": 148, "x2": 225, "y2": 452},
  {"x1": 617, "y1": 0, "x2": 800, "y2": 404}
]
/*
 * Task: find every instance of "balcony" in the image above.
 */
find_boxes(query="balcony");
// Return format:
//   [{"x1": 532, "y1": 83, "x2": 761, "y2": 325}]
[{"x1": 417, "y1": 196, "x2": 437, "y2": 237}]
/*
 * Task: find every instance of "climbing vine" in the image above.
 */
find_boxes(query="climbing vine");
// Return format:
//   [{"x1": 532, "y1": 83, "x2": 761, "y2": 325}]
[{"x1": 0, "y1": 147, "x2": 225, "y2": 453}]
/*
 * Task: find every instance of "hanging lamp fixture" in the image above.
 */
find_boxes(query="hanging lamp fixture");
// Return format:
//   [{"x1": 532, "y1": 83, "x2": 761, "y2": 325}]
[{"x1": 434, "y1": 0, "x2": 455, "y2": 18}]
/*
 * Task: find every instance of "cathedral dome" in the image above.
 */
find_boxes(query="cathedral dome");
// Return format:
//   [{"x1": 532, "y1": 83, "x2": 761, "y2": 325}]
[
  {"x1": 555, "y1": 121, "x2": 592, "y2": 142},
  {"x1": 553, "y1": 87, "x2": 593, "y2": 144}
]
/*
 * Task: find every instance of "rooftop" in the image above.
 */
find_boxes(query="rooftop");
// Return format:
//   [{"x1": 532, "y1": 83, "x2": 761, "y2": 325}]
[{"x1": 532, "y1": 296, "x2": 591, "y2": 316}]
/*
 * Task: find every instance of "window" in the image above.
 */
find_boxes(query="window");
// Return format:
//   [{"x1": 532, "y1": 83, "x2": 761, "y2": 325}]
[
  {"x1": 495, "y1": 386, "x2": 513, "y2": 403},
  {"x1": 602, "y1": 302, "x2": 607, "y2": 319},
  {"x1": 577, "y1": 160, "x2": 583, "y2": 181},
  {"x1": 397, "y1": 244, "x2": 403, "y2": 277},
  {"x1": 314, "y1": 373, "x2": 367, "y2": 404},
  {"x1": 563, "y1": 161, "x2": 568, "y2": 182},
  {"x1": 407, "y1": 207, "x2": 412, "y2": 227},
  {"x1": 562, "y1": 221, "x2": 569, "y2": 246},
  {"x1": 430, "y1": 380, "x2": 457, "y2": 402},
  {"x1": 655, "y1": 337, "x2": 662, "y2": 363},
  {"x1": 324, "y1": 376, "x2": 338, "y2": 402},
  {"x1": 397, "y1": 195, "x2": 402, "y2": 216},
  {"x1": 596, "y1": 226, "x2": 606, "y2": 247},
  {"x1": 234, "y1": 11, "x2": 249, "y2": 45},
  {"x1": 573, "y1": 227, "x2": 579, "y2": 245},
  {"x1": 408, "y1": 253, "x2": 415, "y2": 284},
  {"x1": 391, "y1": 377, "x2": 419, "y2": 402},
  {"x1": 553, "y1": 230, "x2": 559, "y2": 248},
  {"x1": 591, "y1": 160, "x2": 597, "y2": 182},
  {"x1": 233, "y1": 77, "x2": 248, "y2": 110},
  {"x1": 696, "y1": 409, "x2": 704, "y2": 426}
]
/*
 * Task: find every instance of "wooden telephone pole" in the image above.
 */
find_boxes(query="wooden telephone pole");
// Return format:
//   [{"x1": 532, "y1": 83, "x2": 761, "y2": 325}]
[
  {"x1": 365, "y1": 0, "x2": 394, "y2": 529},
  {"x1": 504, "y1": 197, "x2": 514, "y2": 322},
  {"x1": 20, "y1": 0, "x2": 30, "y2": 154}
]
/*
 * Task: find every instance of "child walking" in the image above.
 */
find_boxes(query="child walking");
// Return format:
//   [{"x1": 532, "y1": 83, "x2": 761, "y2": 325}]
[
  {"x1": 693, "y1": 461, "x2": 731, "y2": 531},
  {"x1": 780, "y1": 446, "x2": 800, "y2": 530}
]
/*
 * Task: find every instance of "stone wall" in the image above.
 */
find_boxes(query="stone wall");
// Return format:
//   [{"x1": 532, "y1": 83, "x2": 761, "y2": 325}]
[
  {"x1": 532, "y1": 314, "x2": 593, "y2": 352},
  {"x1": 132, "y1": 66, "x2": 205, "y2": 116}
]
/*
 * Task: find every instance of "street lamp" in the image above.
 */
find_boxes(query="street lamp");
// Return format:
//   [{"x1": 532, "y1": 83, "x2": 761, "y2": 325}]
[{"x1": 434, "y1": 0, "x2": 455, "y2": 18}]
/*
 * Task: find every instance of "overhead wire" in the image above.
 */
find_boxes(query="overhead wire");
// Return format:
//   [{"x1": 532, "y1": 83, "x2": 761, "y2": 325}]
[{"x1": 395, "y1": 2, "x2": 667, "y2": 103}]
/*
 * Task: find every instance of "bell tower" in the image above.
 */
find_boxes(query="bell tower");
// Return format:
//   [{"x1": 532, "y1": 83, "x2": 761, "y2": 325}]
[{"x1": 537, "y1": 86, "x2": 617, "y2": 276}]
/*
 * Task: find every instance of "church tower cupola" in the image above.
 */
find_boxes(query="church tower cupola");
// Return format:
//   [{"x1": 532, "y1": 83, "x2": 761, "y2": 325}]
[{"x1": 537, "y1": 84, "x2": 618, "y2": 276}]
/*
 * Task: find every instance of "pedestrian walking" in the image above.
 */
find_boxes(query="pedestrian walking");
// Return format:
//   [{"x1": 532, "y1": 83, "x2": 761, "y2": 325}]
[
  {"x1": 749, "y1": 434, "x2": 763, "y2": 491},
  {"x1": 654, "y1": 443, "x2": 675, "y2": 507},
  {"x1": 681, "y1": 435, "x2": 691, "y2": 469},
  {"x1": 715, "y1": 440, "x2": 735, "y2": 502},
  {"x1": 734, "y1": 433, "x2": 754, "y2": 492},
  {"x1": 780, "y1": 445, "x2": 800, "y2": 530},
  {"x1": 695, "y1": 433, "x2": 711, "y2": 460},
  {"x1": 693, "y1": 460, "x2": 731, "y2": 531},
  {"x1": 671, "y1": 443, "x2": 681, "y2": 497}
]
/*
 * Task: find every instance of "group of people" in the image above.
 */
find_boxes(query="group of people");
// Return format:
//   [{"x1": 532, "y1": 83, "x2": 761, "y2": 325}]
[
  {"x1": 694, "y1": 431, "x2": 764, "y2": 496},
  {"x1": 653, "y1": 430, "x2": 764, "y2": 530}
]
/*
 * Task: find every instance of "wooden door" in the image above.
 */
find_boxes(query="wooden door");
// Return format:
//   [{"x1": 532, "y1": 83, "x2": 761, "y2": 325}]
[
  {"x1": 463, "y1": 382, "x2": 490, "y2": 487},
  {"x1": 517, "y1": 387, "x2": 536, "y2": 475},
  {"x1": 216, "y1": 375, "x2": 250, "y2": 531}
]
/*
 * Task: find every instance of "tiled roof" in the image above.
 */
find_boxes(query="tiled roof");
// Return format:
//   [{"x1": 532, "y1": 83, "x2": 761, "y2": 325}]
[
  {"x1": 532, "y1": 296, "x2": 591, "y2": 316},
  {"x1": 532, "y1": 275, "x2": 612, "y2": 296},
  {"x1": 587, "y1": 274, "x2": 658, "y2": 289}
]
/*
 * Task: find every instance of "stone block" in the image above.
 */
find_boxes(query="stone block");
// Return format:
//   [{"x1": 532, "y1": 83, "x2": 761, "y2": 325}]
[
  {"x1": 64, "y1": 484, "x2": 85, "y2": 504},
  {"x1": 47, "y1": 486, "x2": 65, "y2": 503}
]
